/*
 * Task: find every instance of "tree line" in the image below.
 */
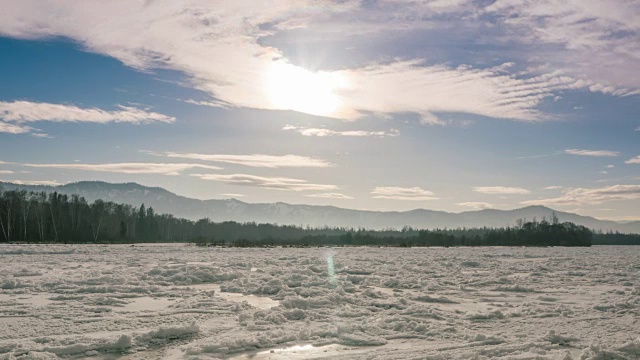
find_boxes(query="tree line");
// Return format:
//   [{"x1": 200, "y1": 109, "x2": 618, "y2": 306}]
[{"x1": 0, "y1": 188, "x2": 597, "y2": 246}]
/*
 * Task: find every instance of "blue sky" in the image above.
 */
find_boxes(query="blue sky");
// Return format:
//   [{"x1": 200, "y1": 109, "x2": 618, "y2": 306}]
[{"x1": 0, "y1": 1, "x2": 639, "y2": 220}]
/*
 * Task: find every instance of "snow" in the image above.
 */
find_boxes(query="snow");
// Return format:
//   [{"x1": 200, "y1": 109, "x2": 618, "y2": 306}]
[{"x1": 0, "y1": 244, "x2": 638, "y2": 359}]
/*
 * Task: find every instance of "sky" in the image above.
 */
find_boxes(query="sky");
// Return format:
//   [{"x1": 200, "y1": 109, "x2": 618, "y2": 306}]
[{"x1": 0, "y1": 0, "x2": 639, "y2": 221}]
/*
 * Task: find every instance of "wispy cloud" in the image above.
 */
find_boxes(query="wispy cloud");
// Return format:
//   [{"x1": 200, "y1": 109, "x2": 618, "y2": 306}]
[
  {"x1": 0, "y1": 101, "x2": 174, "y2": 136},
  {"x1": 522, "y1": 185, "x2": 640, "y2": 206},
  {"x1": 0, "y1": 121, "x2": 33, "y2": 134},
  {"x1": 0, "y1": 2, "x2": 630, "y2": 125},
  {"x1": 565, "y1": 149, "x2": 620, "y2": 157},
  {"x1": 283, "y1": 125, "x2": 399, "y2": 138},
  {"x1": 0, "y1": 101, "x2": 174, "y2": 124},
  {"x1": 371, "y1": 186, "x2": 438, "y2": 201},
  {"x1": 145, "y1": 151, "x2": 332, "y2": 168},
  {"x1": 23, "y1": 162, "x2": 221, "y2": 175},
  {"x1": 457, "y1": 202, "x2": 496, "y2": 210},
  {"x1": 543, "y1": 186, "x2": 563, "y2": 190},
  {"x1": 473, "y1": 186, "x2": 530, "y2": 195},
  {"x1": 482, "y1": 0, "x2": 640, "y2": 91},
  {"x1": 0, "y1": 180, "x2": 62, "y2": 186},
  {"x1": 625, "y1": 156, "x2": 640, "y2": 164},
  {"x1": 305, "y1": 192, "x2": 354, "y2": 199},
  {"x1": 192, "y1": 173, "x2": 338, "y2": 192},
  {"x1": 221, "y1": 193, "x2": 245, "y2": 198}
]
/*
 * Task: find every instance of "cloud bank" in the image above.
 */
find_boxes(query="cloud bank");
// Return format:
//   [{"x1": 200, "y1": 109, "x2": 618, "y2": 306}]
[
  {"x1": 1, "y1": 1, "x2": 635, "y2": 124},
  {"x1": 522, "y1": 185, "x2": 640, "y2": 206},
  {"x1": 305, "y1": 193, "x2": 353, "y2": 199},
  {"x1": 473, "y1": 186, "x2": 531, "y2": 195},
  {"x1": 192, "y1": 173, "x2": 338, "y2": 192},
  {"x1": 371, "y1": 186, "x2": 438, "y2": 201},
  {"x1": 0, "y1": 101, "x2": 174, "y2": 136},
  {"x1": 625, "y1": 156, "x2": 640, "y2": 164},
  {"x1": 148, "y1": 151, "x2": 332, "y2": 168},
  {"x1": 457, "y1": 202, "x2": 496, "y2": 210},
  {"x1": 23, "y1": 162, "x2": 221, "y2": 175},
  {"x1": 565, "y1": 149, "x2": 620, "y2": 157}
]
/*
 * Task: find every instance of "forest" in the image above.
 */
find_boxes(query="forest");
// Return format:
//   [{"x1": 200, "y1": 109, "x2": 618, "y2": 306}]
[{"x1": 0, "y1": 188, "x2": 600, "y2": 247}]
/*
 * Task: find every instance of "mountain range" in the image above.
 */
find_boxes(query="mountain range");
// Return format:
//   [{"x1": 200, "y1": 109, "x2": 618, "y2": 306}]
[{"x1": 1, "y1": 181, "x2": 638, "y2": 233}]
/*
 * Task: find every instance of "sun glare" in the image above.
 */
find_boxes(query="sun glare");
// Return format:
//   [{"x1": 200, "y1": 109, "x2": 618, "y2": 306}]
[{"x1": 266, "y1": 62, "x2": 344, "y2": 117}]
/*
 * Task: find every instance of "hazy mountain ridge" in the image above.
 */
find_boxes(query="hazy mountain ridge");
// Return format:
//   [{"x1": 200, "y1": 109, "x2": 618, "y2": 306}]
[{"x1": 1, "y1": 181, "x2": 638, "y2": 233}]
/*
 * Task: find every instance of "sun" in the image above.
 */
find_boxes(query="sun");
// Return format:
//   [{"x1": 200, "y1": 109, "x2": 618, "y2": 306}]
[{"x1": 266, "y1": 62, "x2": 344, "y2": 117}]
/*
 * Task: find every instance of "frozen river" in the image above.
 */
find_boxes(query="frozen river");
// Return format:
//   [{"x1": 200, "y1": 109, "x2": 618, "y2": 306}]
[{"x1": 0, "y1": 244, "x2": 638, "y2": 359}]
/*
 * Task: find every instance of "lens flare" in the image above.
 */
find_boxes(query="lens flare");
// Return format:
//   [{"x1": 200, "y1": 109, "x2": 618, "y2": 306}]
[{"x1": 265, "y1": 62, "x2": 345, "y2": 118}]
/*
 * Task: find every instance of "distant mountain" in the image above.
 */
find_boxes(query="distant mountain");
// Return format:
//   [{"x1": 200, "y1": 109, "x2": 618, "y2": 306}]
[{"x1": 1, "y1": 181, "x2": 638, "y2": 233}]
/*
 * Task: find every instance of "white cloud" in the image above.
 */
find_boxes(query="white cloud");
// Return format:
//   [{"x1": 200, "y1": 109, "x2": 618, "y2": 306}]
[
  {"x1": 522, "y1": 184, "x2": 640, "y2": 206},
  {"x1": 31, "y1": 133, "x2": 53, "y2": 139},
  {"x1": 0, "y1": 1, "x2": 626, "y2": 125},
  {"x1": 221, "y1": 193, "x2": 244, "y2": 198},
  {"x1": 565, "y1": 149, "x2": 620, "y2": 157},
  {"x1": 625, "y1": 156, "x2": 640, "y2": 164},
  {"x1": 473, "y1": 186, "x2": 530, "y2": 195},
  {"x1": 0, "y1": 101, "x2": 174, "y2": 135},
  {"x1": 337, "y1": 62, "x2": 594, "y2": 122},
  {"x1": 23, "y1": 162, "x2": 221, "y2": 175},
  {"x1": 0, "y1": 170, "x2": 15, "y2": 174},
  {"x1": 305, "y1": 192, "x2": 354, "y2": 199},
  {"x1": 1, "y1": 180, "x2": 62, "y2": 186},
  {"x1": 457, "y1": 202, "x2": 495, "y2": 210},
  {"x1": 0, "y1": 101, "x2": 174, "y2": 124},
  {"x1": 419, "y1": 112, "x2": 447, "y2": 126},
  {"x1": 147, "y1": 151, "x2": 332, "y2": 168},
  {"x1": 283, "y1": 125, "x2": 399, "y2": 137},
  {"x1": 606, "y1": 164, "x2": 615, "y2": 168},
  {"x1": 371, "y1": 186, "x2": 438, "y2": 201},
  {"x1": 544, "y1": 186, "x2": 563, "y2": 190},
  {"x1": 192, "y1": 173, "x2": 338, "y2": 192},
  {"x1": 482, "y1": 1, "x2": 640, "y2": 91},
  {"x1": 0, "y1": 121, "x2": 32, "y2": 134}
]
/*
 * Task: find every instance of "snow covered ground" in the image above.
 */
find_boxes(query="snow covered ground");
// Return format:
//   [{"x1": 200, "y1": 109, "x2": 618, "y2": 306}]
[{"x1": 0, "y1": 244, "x2": 638, "y2": 359}]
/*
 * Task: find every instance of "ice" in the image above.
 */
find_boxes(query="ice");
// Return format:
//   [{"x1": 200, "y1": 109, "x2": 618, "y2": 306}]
[{"x1": 0, "y1": 245, "x2": 637, "y2": 359}]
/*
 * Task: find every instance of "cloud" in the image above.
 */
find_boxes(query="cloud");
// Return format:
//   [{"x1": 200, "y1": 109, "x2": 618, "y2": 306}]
[
  {"x1": 1, "y1": 180, "x2": 62, "y2": 186},
  {"x1": 0, "y1": 101, "x2": 174, "y2": 135},
  {"x1": 457, "y1": 202, "x2": 495, "y2": 210},
  {"x1": 336, "y1": 61, "x2": 595, "y2": 122},
  {"x1": 522, "y1": 184, "x2": 640, "y2": 206},
  {"x1": 0, "y1": 2, "x2": 629, "y2": 125},
  {"x1": 23, "y1": 162, "x2": 221, "y2": 175},
  {"x1": 482, "y1": 0, "x2": 640, "y2": 91},
  {"x1": 30, "y1": 133, "x2": 53, "y2": 138},
  {"x1": 146, "y1": 151, "x2": 332, "y2": 168},
  {"x1": 371, "y1": 186, "x2": 438, "y2": 201},
  {"x1": 283, "y1": 125, "x2": 399, "y2": 138},
  {"x1": 473, "y1": 186, "x2": 530, "y2": 195},
  {"x1": 0, "y1": 101, "x2": 174, "y2": 123},
  {"x1": 544, "y1": 186, "x2": 563, "y2": 190},
  {"x1": 565, "y1": 149, "x2": 620, "y2": 157},
  {"x1": 625, "y1": 156, "x2": 640, "y2": 164},
  {"x1": 606, "y1": 164, "x2": 615, "y2": 168},
  {"x1": 0, "y1": 121, "x2": 32, "y2": 134},
  {"x1": 305, "y1": 192, "x2": 354, "y2": 199},
  {"x1": 192, "y1": 173, "x2": 338, "y2": 192},
  {"x1": 221, "y1": 193, "x2": 244, "y2": 198}
]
